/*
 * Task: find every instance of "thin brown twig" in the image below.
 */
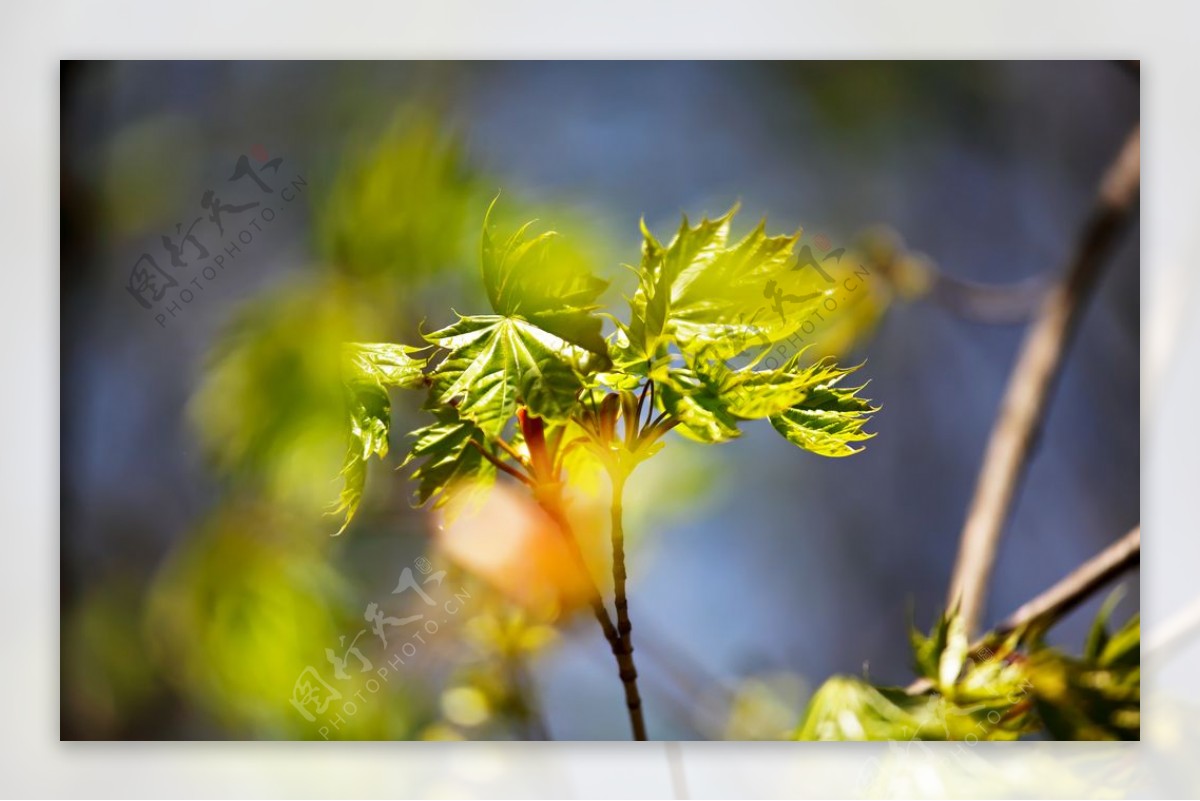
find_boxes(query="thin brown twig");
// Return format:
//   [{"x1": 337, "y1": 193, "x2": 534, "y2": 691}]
[
  {"x1": 946, "y1": 124, "x2": 1141, "y2": 637},
  {"x1": 533, "y1": 484, "x2": 648, "y2": 740},
  {"x1": 607, "y1": 471, "x2": 646, "y2": 739},
  {"x1": 995, "y1": 525, "x2": 1140, "y2": 635},
  {"x1": 929, "y1": 272, "x2": 1049, "y2": 324},
  {"x1": 911, "y1": 524, "x2": 1140, "y2": 694},
  {"x1": 505, "y1": 408, "x2": 685, "y2": 741}
]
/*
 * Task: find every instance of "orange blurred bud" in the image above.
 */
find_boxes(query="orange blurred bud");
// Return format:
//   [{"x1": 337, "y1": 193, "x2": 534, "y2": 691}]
[{"x1": 435, "y1": 482, "x2": 603, "y2": 617}]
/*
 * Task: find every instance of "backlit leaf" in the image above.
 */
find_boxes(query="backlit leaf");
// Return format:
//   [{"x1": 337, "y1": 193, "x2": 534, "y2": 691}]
[
  {"x1": 426, "y1": 314, "x2": 604, "y2": 436},
  {"x1": 481, "y1": 201, "x2": 610, "y2": 356},
  {"x1": 794, "y1": 676, "x2": 1025, "y2": 742},
  {"x1": 401, "y1": 404, "x2": 496, "y2": 508},
  {"x1": 653, "y1": 350, "x2": 877, "y2": 455},
  {"x1": 768, "y1": 366, "x2": 876, "y2": 457},
  {"x1": 620, "y1": 206, "x2": 829, "y2": 367},
  {"x1": 332, "y1": 342, "x2": 427, "y2": 534}
]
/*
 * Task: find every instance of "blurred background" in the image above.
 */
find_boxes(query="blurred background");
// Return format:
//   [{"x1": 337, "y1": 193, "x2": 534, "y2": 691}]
[{"x1": 59, "y1": 61, "x2": 1139, "y2": 741}]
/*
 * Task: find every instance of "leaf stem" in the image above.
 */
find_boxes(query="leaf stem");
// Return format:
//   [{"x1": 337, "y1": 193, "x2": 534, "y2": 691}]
[
  {"x1": 645, "y1": 380, "x2": 656, "y2": 429},
  {"x1": 493, "y1": 436, "x2": 531, "y2": 469},
  {"x1": 635, "y1": 379, "x2": 651, "y2": 423},
  {"x1": 517, "y1": 403, "x2": 654, "y2": 739},
  {"x1": 469, "y1": 439, "x2": 534, "y2": 487}
]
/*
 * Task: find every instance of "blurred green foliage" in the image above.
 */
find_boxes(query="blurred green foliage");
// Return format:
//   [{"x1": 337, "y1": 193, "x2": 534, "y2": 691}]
[
  {"x1": 791, "y1": 227, "x2": 935, "y2": 363},
  {"x1": 63, "y1": 577, "x2": 163, "y2": 737},
  {"x1": 190, "y1": 282, "x2": 384, "y2": 518},
  {"x1": 96, "y1": 113, "x2": 206, "y2": 236},
  {"x1": 315, "y1": 113, "x2": 477, "y2": 284},
  {"x1": 794, "y1": 598, "x2": 1140, "y2": 742},
  {"x1": 144, "y1": 503, "x2": 421, "y2": 738},
  {"x1": 1026, "y1": 599, "x2": 1140, "y2": 740},
  {"x1": 190, "y1": 112, "x2": 485, "y2": 522},
  {"x1": 178, "y1": 110, "x2": 639, "y2": 739},
  {"x1": 429, "y1": 598, "x2": 559, "y2": 740}
]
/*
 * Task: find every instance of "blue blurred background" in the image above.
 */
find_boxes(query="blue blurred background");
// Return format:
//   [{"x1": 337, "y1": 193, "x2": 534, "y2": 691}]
[{"x1": 60, "y1": 61, "x2": 1139, "y2": 740}]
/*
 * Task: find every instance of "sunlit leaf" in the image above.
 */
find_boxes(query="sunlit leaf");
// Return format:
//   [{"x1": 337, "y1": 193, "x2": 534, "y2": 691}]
[
  {"x1": 652, "y1": 349, "x2": 877, "y2": 455},
  {"x1": 481, "y1": 200, "x2": 610, "y2": 356},
  {"x1": 426, "y1": 314, "x2": 604, "y2": 436},
  {"x1": 794, "y1": 676, "x2": 1024, "y2": 742},
  {"x1": 768, "y1": 366, "x2": 876, "y2": 457},
  {"x1": 332, "y1": 342, "x2": 427, "y2": 533},
  {"x1": 910, "y1": 609, "x2": 954, "y2": 686},
  {"x1": 619, "y1": 206, "x2": 828, "y2": 367},
  {"x1": 401, "y1": 404, "x2": 495, "y2": 508},
  {"x1": 654, "y1": 357, "x2": 743, "y2": 444},
  {"x1": 1026, "y1": 612, "x2": 1140, "y2": 741},
  {"x1": 423, "y1": 205, "x2": 610, "y2": 435},
  {"x1": 344, "y1": 342, "x2": 429, "y2": 389},
  {"x1": 810, "y1": 605, "x2": 1141, "y2": 742}
]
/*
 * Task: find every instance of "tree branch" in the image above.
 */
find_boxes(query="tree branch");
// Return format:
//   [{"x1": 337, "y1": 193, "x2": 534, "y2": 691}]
[
  {"x1": 929, "y1": 272, "x2": 1049, "y2": 324},
  {"x1": 993, "y1": 525, "x2": 1140, "y2": 636},
  {"x1": 945, "y1": 124, "x2": 1141, "y2": 636}
]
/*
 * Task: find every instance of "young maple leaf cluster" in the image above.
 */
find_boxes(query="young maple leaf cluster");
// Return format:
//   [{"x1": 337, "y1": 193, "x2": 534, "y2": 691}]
[
  {"x1": 796, "y1": 598, "x2": 1140, "y2": 741},
  {"x1": 331, "y1": 201, "x2": 878, "y2": 533}
]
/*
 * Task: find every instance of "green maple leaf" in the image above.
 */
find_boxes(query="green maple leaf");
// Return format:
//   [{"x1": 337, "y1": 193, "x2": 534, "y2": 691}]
[
  {"x1": 425, "y1": 205, "x2": 610, "y2": 436},
  {"x1": 653, "y1": 359, "x2": 744, "y2": 443},
  {"x1": 767, "y1": 365, "x2": 876, "y2": 458},
  {"x1": 481, "y1": 209, "x2": 609, "y2": 355},
  {"x1": 400, "y1": 403, "x2": 496, "y2": 507},
  {"x1": 326, "y1": 200, "x2": 880, "y2": 534},
  {"x1": 793, "y1": 676, "x2": 1026, "y2": 742},
  {"x1": 615, "y1": 205, "x2": 828, "y2": 368},
  {"x1": 908, "y1": 607, "x2": 974, "y2": 696},
  {"x1": 653, "y1": 348, "x2": 876, "y2": 455},
  {"x1": 332, "y1": 342, "x2": 426, "y2": 534},
  {"x1": 344, "y1": 341, "x2": 429, "y2": 389},
  {"x1": 1026, "y1": 601, "x2": 1140, "y2": 740},
  {"x1": 610, "y1": 205, "x2": 876, "y2": 456}
]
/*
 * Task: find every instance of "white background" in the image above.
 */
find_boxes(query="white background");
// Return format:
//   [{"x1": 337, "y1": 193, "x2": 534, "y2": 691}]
[{"x1": 2, "y1": 1, "x2": 1197, "y2": 797}]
